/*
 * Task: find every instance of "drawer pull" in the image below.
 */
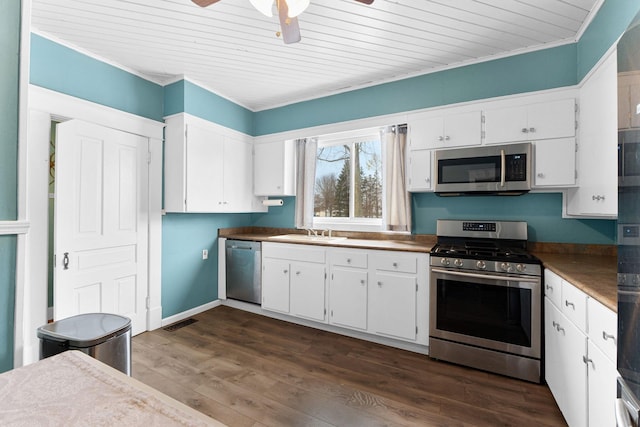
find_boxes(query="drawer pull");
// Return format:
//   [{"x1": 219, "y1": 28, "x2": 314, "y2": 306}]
[
  {"x1": 392, "y1": 262, "x2": 398, "y2": 268},
  {"x1": 346, "y1": 258, "x2": 352, "y2": 263},
  {"x1": 283, "y1": 269, "x2": 288, "y2": 274},
  {"x1": 603, "y1": 331, "x2": 617, "y2": 344},
  {"x1": 583, "y1": 355, "x2": 595, "y2": 369},
  {"x1": 377, "y1": 281, "x2": 383, "y2": 287},
  {"x1": 565, "y1": 300, "x2": 575, "y2": 310},
  {"x1": 360, "y1": 279, "x2": 365, "y2": 285},
  {"x1": 295, "y1": 271, "x2": 301, "y2": 276}
]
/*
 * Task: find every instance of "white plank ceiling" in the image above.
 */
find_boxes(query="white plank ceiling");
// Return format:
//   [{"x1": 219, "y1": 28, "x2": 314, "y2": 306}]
[{"x1": 31, "y1": 0, "x2": 602, "y2": 111}]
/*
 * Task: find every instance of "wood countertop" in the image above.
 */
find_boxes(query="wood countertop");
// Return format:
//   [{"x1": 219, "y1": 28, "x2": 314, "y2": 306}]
[
  {"x1": 219, "y1": 227, "x2": 436, "y2": 253},
  {"x1": 533, "y1": 252, "x2": 617, "y2": 312},
  {"x1": 219, "y1": 227, "x2": 617, "y2": 312}
]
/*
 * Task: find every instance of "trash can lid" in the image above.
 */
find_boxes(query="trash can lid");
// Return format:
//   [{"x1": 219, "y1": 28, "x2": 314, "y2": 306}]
[{"x1": 37, "y1": 313, "x2": 131, "y2": 348}]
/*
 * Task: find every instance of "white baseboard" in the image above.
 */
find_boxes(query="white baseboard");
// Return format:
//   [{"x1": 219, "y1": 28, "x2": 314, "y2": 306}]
[{"x1": 161, "y1": 300, "x2": 222, "y2": 327}]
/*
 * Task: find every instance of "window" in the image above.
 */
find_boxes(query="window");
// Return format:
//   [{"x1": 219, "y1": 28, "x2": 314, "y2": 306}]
[{"x1": 312, "y1": 131, "x2": 384, "y2": 230}]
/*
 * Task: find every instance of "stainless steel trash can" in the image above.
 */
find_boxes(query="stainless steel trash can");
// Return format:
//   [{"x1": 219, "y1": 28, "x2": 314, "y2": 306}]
[{"x1": 37, "y1": 313, "x2": 132, "y2": 376}]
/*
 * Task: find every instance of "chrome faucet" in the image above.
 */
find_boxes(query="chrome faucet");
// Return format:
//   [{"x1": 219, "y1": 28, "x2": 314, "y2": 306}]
[{"x1": 321, "y1": 229, "x2": 332, "y2": 238}]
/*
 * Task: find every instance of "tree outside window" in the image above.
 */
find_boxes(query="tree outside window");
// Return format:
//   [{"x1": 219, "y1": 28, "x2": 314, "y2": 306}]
[{"x1": 313, "y1": 137, "x2": 382, "y2": 221}]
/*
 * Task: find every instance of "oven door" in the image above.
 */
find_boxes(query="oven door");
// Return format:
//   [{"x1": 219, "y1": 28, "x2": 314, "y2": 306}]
[{"x1": 430, "y1": 267, "x2": 541, "y2": 359}]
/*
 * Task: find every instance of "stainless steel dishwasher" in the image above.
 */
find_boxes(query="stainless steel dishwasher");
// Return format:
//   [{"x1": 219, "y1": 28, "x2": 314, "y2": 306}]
[{"x1": 225, "y1": 239, "x2": 261, "y2": 304}]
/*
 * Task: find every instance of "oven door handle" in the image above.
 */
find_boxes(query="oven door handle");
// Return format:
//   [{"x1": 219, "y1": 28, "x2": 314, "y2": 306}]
[
  {"x1": 500, "y1": 148, "x2": 506, "y2": 187},
  {"x1": 431, "y1": 267, "x2": 540, "y2": 284}
]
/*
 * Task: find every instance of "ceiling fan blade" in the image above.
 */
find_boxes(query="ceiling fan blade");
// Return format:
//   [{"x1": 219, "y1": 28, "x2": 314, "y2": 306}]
[
  {"x1": 278, "y1": 1, "x2": 301, "y2": 44},
  {"x1": 191, "y1": 0, "x2": 222, "y2": 7},
  {"x1": 354, "y1": 0, "x2": 374, "y2": 4}
]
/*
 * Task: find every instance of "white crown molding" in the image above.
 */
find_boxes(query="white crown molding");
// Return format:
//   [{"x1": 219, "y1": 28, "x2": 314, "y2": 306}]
[{"x1": 0, "y1": 221, "x2": 30, "y2": 235}]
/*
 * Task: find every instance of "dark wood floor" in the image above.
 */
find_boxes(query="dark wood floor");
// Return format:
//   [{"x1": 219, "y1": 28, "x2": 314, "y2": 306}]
[{"x1": 132, "y1": 306, "x2": 567, "y2": 427}]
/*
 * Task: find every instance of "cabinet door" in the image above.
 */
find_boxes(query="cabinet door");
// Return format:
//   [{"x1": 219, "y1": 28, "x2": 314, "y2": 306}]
[
  {"x1": 329, "y1": 267, "x2": 367, "y2": 330},
  {"x1": 545, "y1": 299, "x2": 588, "y2": 427},
  {"x1": 483, "y1": 105, "x2": 528, "y2": 144},
  {"x1": 533, "y1": 138, "x2": 575, "y2": 187},
  {"x1": 254, "y1": 140, "x2": 296, "y2": 196},
  {"x1": 185, "y1": 124, "x2": 224, "y2": 212},
  {"x1": 566, "y1": 52, "x2": 617, "y2": 217},
  {"x1": 527, "y1": 99, "x2": 575, "y2": 141},
  {"x1": 290, "y1": 261, "x2": 326, "y2": 322},
  {"x1": 370, "y1": 272, "x2": 417, "y2": 341},
  {"x1": 408, "y1": 114, "x2": 444, "y2": 150},
  {"x1": 587, "y1": 340, "x2": 617, "y2": 427},
  {"x1": 223, "y1": 136, "x2": 253, "y2": 212},
  {"x1": 262, "y1": 258, "x2": 290, "y2": 313},
  {"x1": 442, "y1": 111, "x2": 482, "y2": 148},
  {"x1": 407, "y1": 149, "x2": 432, "y2": 192}
]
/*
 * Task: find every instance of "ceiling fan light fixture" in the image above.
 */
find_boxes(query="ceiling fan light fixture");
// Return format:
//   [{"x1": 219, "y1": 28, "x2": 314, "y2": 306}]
[
  {"x1": 286, "y1": 0, "x2": 310, "y2": 17},
  {"x1": 250, "y1": 0, "x2": 274, "y2": 17}
]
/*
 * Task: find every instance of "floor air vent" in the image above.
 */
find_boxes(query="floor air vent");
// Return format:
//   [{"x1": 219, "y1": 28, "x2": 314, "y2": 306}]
[{"x1": 163, "y1": 318, "x2": 197, "y2": 332}]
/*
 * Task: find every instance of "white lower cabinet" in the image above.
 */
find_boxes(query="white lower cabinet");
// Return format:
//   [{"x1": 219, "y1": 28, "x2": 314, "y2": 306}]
[
  {"x1": 261, "y1": 242, "x2": 429, "y2": 347},
  {"x1": 370, "y1": 271, "x2": 417, "y2": 341},
  {"x1": 262, "y1": 257, "x2": 291, "y2": 313},
  {"x1": 544, "y1": 269, "x2": 618, "y2": 427},
  {"x1": 329, "y1": 267, "x2": 368, "y2": 330},
  {"x1": 290, "y1": 262, "x2": 327, "y2": 322},
  {"x1": 545, "y1": 297, "x2": 588, "y2": 427}
]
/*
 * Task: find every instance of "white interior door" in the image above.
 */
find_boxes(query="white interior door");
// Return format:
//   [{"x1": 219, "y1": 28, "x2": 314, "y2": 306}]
[{"x1": 54, "y1": 120, "x2": 148, "y2": 335}]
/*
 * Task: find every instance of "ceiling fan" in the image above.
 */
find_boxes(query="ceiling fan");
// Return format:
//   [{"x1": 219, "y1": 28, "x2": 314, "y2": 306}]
[{"x1": 192, "y1": 0, "x2": 375, "y2": 44}]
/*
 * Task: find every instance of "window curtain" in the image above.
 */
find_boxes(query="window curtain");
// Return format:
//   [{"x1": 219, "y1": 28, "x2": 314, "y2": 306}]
[
  {"x1": 295, "y1": 137, "x2": 318, "y2": 229},
  {"x1": 383, "y1": 125, "x2": 411, "y2": 232}
]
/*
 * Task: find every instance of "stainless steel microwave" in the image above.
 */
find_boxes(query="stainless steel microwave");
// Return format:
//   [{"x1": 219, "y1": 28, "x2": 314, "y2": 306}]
[{"x1": 434, "y1": 143, "x2": 532, "y2": 195}]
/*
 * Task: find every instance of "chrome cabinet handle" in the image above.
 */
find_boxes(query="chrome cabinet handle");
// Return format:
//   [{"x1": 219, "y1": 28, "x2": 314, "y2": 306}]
[
  {"x1": 500, "y1": 149, "x2": 506, "y2": 187},
  {"x1": 392, "y1": 262, "x2": 398, "y2": 268},
  {"x1": 592, "y1": 195, "x2": 606, "y2": 201},
  {"x1": 295, "y1": 271, "x2": 301, "y2": 275},
  {"x1": 545, "y1": 284, "x2": 553, "y2": 292},
  {"x1": 521, "y1": 128, "x2": 529, "y2": 133},
  {"x1": 444, "y1": 135, "x2": 450, "y2": 141},
  {"x1": 529, "y1": 127, "x2": 536, "y2": 133},
  {"x1": 565, "y1": 300, "x2": 575, "y2": 309},
  {"x1": 377, "y1": 281, "x2": 382, "y2": 287},
  {"x1": 360, "y1": 279, "x2": 365, "y2": 285},
  {"x1": 603, "y1": 331, "x2": 617, "y2": 344},
  {"x1": 552, "y1": 321, "x2": 559, "y2": 328},
  {"x1": 63, "y1": 252, "x2": 70, "y2": 270},
  {"x1": 283, "y1": 269, "x2": 288, "y2": 274},
  {"x1": 556, "y1": 324, "x2": 565, "y2": 334},
  {"x1": 537, "y1": 173, "x2": 544, "y2": 178},
  {"x1": 346, "y1": 258, "x2": 351, "y2": 263},
  {"x1": 583, "y1": 355, "x2": 595, "y2": 369}
]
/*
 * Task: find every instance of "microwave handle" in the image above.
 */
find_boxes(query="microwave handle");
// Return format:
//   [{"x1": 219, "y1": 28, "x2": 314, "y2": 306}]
[{"x1": 500, "y1": 149, "x2": 506, "y2": 187}]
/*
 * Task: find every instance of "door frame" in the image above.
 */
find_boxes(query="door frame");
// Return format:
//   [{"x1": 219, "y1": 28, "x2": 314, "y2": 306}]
[{"x1": 16, "y1": 84, "x2": 164, "y2": 366}]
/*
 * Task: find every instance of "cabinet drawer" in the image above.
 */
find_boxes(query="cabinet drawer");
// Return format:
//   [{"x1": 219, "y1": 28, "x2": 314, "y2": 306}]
[
  {"x1": 263, "y1": 242, "x2": 325, "y2": 263},
  {"x1": 561, "y1": 280, "x2": 588, "y2": 332},
  {"x1": 330, "y1": 250, "x2": 367, "y2": 269},
  {"x1": 373, "y1": 254, "x2": 417, "y2": 274},
  {"x1": 544, "y1": 270, "x2": 563, "y2": 308},
  {"x1": 587, "y1": 298, "x2": 617, "y2": 362}
]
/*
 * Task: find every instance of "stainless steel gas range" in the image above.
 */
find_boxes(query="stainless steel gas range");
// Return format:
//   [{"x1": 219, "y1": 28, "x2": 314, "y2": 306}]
[{"x1": 429, "y1": 219, "x2": 542, "y2": 383}]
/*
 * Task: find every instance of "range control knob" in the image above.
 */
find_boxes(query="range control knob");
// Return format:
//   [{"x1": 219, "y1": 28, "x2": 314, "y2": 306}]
[
  {"x1": 476, "y1": 260, "x2": 486, "y2": 270},
  {"x1": 453, "y1": 259, "x2": 464, "y2": 267},
  {"x1": 500, "y1": 262, "x2": 513, "y2": 272},
  {"x1": 516, "y1": 264, "x2": 526, "y2": 273},
  {"x1": 440, "y1": 258, "x2": 450, "y2": 266}
]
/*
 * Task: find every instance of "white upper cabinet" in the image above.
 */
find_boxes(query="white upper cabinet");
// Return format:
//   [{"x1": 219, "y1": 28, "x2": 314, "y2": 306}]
[
  {"x1": 533, "y1": 138, "x2": 576, "y2": 188},
  {"x1": 164, "y1": 113, "x2": 266, "y2": 213},
  {"x1": 566, "y1": 51, "x2": 618, "y2": 218},
  {"x1": 254, "y1": 139, "x2": 296, "y2": 196},
  {"x1": 407, "y1": 109, "x2": 482, "y2": 150},
  {"x1": 407, "y1": 149, "x2": 432, "y2": 192},
  {"x1": 484, "y1": 98, "x2": 576, "y2": 145}
]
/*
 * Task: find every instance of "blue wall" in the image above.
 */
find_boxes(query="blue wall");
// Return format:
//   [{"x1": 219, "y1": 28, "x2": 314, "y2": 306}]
[
  {"x1": 0, "y1": 0, "x2": 21, "y2": 373},
  {"x1": 30, "y1": 34, "x2": 164, "y2": 121},
  {"x1": 161, "y1": 213, "x2": 254, "y2": 317}
]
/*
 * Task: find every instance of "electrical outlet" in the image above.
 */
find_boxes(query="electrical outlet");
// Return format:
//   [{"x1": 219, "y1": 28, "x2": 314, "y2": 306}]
[{"x1": 202, "y1": 249, "x2": 208, "y2": 260}]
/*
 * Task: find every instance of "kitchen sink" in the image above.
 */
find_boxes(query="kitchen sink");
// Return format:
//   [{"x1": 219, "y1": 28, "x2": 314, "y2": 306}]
[{"x1": 267, "y1": 234, "x2": 348, "y2": 243}]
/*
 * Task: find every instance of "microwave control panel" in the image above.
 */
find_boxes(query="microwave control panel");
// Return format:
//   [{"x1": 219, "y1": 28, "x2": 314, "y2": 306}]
[{"x1": 505, "y1": 154, "x2": 527, "y2": 181}]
